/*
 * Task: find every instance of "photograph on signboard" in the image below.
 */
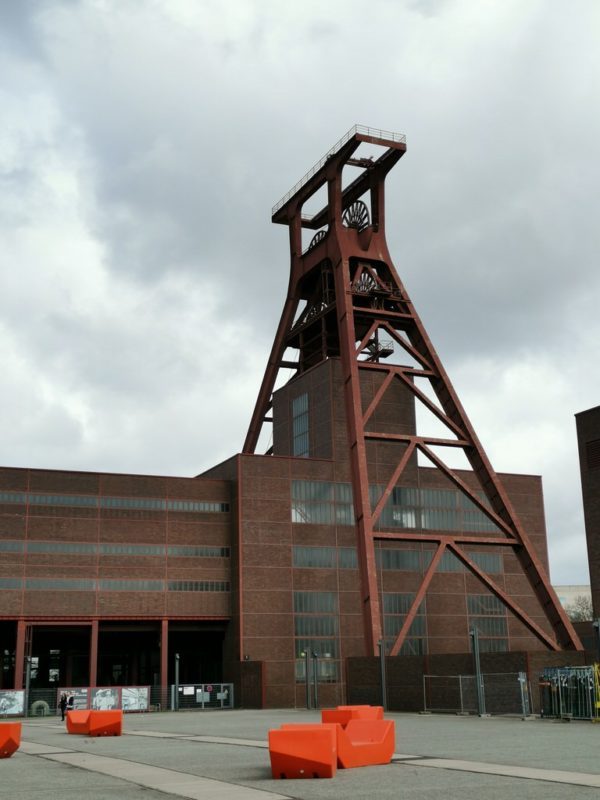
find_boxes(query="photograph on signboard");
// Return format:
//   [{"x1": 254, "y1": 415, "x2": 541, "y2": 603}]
[
  {"x1": 58, "y1": 687, "x2": 89, "y2": 710},
  {"x1": 121, "y1": 686, "x2": 149, "y2": 712},
  {"x1": 91, "y1": 687, "x2": 120, "y2": 710},
  {"x1": 0, "y1": 690, "x2": 24, "y2": 716}
]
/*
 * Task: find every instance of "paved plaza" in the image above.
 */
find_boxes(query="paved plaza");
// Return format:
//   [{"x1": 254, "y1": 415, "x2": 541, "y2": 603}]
[{"x1": 3, "y1": 709, "x2": 600, "y2": 799}]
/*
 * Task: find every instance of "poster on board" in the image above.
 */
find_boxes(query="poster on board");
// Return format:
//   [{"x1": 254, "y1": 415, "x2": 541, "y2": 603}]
[
  {"x1": 57, "y1": 688, "x2": 89, "y2": 710},
  {"x1": 0, "y1": 689, "x2": 24, "y2": 716},
  {"x1": 91, "y1": 687, "x2": 120, "y2": 710},
  {"x1": 121, "y1": 686, "x2": 149, "y2": 712}
]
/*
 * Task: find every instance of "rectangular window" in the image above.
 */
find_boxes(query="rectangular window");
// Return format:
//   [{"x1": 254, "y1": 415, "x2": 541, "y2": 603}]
[
  {"x1": 291, "y1": 480, "x2": 502, "y2": 535},
  {"x1": 294, "y1": 616, "x2": 338, "y2": 637},
  {"x1": 292, "y1": 393, "x2": 310, "y2": 457},
  {"x1": 167, "y1": 500, "x2": 229, "y2": 513},
  {"x1": 0, "y1": 491, "x2": 228, "y2": 514},
  {"x1": 465, "y1": 552, "x2": 503, "y2": 574},
  {"x1": 294, "y1": 591, "x2": 337, "y2": 613},
  {"x1": 422, "y1": 550, "x2": 465, "y2": 572},
  {"x1": 381, "y1": 592, "x2": 427, "y2": 656},
  {"x1": 338, "y1": 547, "x2": 358, "y2": 569},
  {"x1": 167, "y1": 581, "x2": 230, "y2": 592},
  {"x1": 586, "y1": 439, "x2": 600, "y2": 471},
  {"x1": 28, "y1": 541, "x2": 96, "y2": 555},
  {"x1": 0, "y1": 540, "x2": 25, "y2": 553},
  {"x1": 291, "y1": 480, "x2": 354, "y2": 526},
  {"x1": 294, "y1": 591, "x2": 339, "y2": 683},
  {"x1": 478, "y1": 638, "x2": 509, "y2": 653},
  {"x1": 25, "y1": 578, "x2": 96, "y2": 591},
  {"x1": 468, "y1": 593, "x2": 508, "y2": 652},
  {"x1": 0, "y1": 578, "x2": 22, "y2": 589},
  {"x1": 378, "y1": 549, "x2": 422, "y2": 571},
  {"x1": 293, "y1": 546, "x2": 336, "y2": 568},
  {"x1": 167, "y1": 545, "x2": 230, "y2": 558},
  {"x1": 99, "y1": 579, "x2": 164, "y2": 591},
  {"x1": 99, "y1": 544, "x2": 165, "y2": 556}
]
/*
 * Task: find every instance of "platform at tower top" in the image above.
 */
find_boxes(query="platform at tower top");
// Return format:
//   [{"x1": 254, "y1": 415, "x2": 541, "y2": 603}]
[{"x1": 271, "y1": 124, "x2": 407, "y2": 218}]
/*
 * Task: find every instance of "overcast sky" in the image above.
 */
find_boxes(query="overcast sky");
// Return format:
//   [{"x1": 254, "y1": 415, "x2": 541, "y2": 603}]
[{"x1": 1, "y1": 0, "x2": 599, "y2": 585}]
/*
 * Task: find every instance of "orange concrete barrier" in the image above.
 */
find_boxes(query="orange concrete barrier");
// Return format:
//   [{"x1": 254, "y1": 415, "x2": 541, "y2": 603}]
[
  {"x1": 0, "y1": 723, "x2": 21, "y2": 758},
  {"x1": 336, "y1": 719, "x2": 395, "y2": 769},
  {"x1": 268, "y1": 724, "x2": 337, "y2": 779},
  {"x1": 66, "y1": 710, "x2": 91, "y2": 735},
  {"x1": 321, "y1": 704, "x2": 384, "y2": 727},
  {"x1": 88, "y1": 709, "x2": 123, "y2": 737}
]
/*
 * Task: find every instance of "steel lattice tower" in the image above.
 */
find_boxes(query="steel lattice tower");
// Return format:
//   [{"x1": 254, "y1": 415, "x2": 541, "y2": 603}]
[{"x1": 244, "y1": 125, "x2": 581, "y2": 656}]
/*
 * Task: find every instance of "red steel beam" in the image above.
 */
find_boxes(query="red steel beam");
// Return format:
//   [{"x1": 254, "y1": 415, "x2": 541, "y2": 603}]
[{"x1": 389, "y1": 542, "x2": 447, "y2": 656}]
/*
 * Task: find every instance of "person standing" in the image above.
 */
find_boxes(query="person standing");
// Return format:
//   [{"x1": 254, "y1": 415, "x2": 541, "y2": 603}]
[{"x1": 59, "y1": 693, "x2": 68, "y2": 722}]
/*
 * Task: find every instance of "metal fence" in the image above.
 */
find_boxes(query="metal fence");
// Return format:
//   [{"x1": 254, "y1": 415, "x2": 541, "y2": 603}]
[
  {"x1": 1, "y1": 683, "x2": 234, "y2": 717},
  {"x1": 171, "y1": 683, "x2": 234, "y2": 711},
  {"x1": 423, "y1": 672, "x2": 531, "y2": 716},
  {"x1": 539, "y1": 666, "x2": 600, "y2": 720}
]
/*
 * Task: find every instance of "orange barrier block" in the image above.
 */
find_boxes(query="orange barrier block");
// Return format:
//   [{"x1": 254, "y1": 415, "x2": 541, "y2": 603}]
[
  {"x1": 66, "y1": 710, "x2": 91, "y2": 735},
  {"x1": 89, "y1": 709, "x2": 123, "y2": 737},
  {"x1": 268, "y1": 724, "x2": 337, "y2": 779},
  {"x1": 0, "y1": 723, "x2": 21, "y2": 758},
  {"x1": 336, "y1": 719, "x2": 395, "y2": 769},
  {"x1": 321, "y1": 704, "x2": 384, "y2": 727}
]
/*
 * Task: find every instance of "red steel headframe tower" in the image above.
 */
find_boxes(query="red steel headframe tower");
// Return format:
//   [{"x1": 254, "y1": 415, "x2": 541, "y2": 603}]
[{"x1": 244, "y1": 125, "x2": 581, "y2": 655}]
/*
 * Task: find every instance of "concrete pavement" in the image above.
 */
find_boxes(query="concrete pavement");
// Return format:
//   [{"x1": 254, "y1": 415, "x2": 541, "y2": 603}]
[{"x1": 3, "y1": 709, "x2": 600, "y2": 799}]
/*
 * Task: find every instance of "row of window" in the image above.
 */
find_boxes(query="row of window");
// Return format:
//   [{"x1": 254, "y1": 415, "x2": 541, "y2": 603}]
[
  {"x1": 291, "y1": 480, "x2": 500, "y2": 533},
  {"x1": 292, "y1": 589, "x2": 509, "y2": 680},
  {"x1": 0, "y1": 578, "x2": 230, "y2": 592},
  {"x1": 292, "y1": 481, "x2": 491, "y2": 511},
  {"x1": 0, "y1": 540, "x2": 229, "y2": 558},
  {"x1": 292, "y1": 545, "x2": 503, "y2": 574},
  {"x1": 0, "y1": 491, "x2": 228, "y2": 514}
]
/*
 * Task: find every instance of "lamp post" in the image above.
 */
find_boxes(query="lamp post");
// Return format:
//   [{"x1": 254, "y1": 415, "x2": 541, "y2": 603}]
[
  {"x1": 378, "y1": 640, "x2": 388, "y2": 711},
  {"x1": 174, "y1": 653, "x2": 180, "y2": 711},
  {"x1": 469, "y1": 627, "x2": 486, "y2": 716},
  {"x1": 312, "y1": 652, "x2": 319, "y2": 709},
  {"x1": 24, "y1": 656, "x2": 32, "y2": 718},
  {"x1": 300, "y1": 651, "x2": 311, "y2": 709}
]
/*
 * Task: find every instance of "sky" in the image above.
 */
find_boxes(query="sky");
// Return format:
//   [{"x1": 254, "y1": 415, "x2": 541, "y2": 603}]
[{"x1": 1, "y1": 0, "x2": 599, "y2": 585}]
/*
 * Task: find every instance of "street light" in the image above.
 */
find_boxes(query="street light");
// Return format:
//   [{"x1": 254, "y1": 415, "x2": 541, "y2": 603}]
[
  {"x1": 469, "y1": 627, "x2": 486, "y2": 716},
  {"x1": 300, "y1": 651, "x2": 311, "y2": 709},
  {"x1": 174, "y1": 653, "x2": 180, "y2": 711},
  {"x1": 312, "y1": 652, "x2": 319, "y2": 709},
  {"x1": 378, "y1": 640, "x2": 388, "y2": 711}
]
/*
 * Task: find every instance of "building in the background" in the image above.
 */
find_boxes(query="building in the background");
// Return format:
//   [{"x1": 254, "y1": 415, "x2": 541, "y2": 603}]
[
  {"x1": 0, "y1": 128, "x2": 583, "y2": 709},
  {"x1": 576, "y1": 405, "x2": 600, "y2": 618},
  {"x1": 554, "y1": 585, "x2": 592, "y2": 617}
]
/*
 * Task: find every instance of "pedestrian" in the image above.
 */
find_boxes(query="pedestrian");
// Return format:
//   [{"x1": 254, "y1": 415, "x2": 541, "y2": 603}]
[{"x1": 59, "y1": 692, "x2": 68, "y2": 722}]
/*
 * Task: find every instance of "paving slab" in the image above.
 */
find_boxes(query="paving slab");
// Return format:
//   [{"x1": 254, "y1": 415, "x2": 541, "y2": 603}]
[{"x1": 11, "y1": 710, "x2": 600, "y2": 800}]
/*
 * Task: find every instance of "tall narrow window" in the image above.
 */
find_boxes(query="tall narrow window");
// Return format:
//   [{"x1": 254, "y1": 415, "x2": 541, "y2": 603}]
[
  {"x1": 294, "y1": 591, "x2": 339, "y2": 682},
  {"x1": 292, "y1": 393, "x2": 309, "y2": 457},
  {"x1": 467, "y1": 594, "x2": 508, "y2": 652}
]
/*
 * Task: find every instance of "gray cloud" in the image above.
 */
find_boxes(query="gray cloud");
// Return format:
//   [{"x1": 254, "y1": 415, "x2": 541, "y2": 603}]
[{"x1": 0, "y1": 0, "x2": 598, "y2": 584}]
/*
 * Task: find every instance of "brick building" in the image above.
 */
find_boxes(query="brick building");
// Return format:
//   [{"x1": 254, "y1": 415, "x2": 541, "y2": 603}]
[
  {"x1": 0, "y1": 127, "x2": 582, "y2": 707},
  {"x1": 0, "y1": 358, "x2": 576, "y2": 707}
]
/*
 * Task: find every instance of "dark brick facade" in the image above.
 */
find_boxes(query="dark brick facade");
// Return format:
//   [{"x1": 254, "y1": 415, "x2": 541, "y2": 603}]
[{"x1": 576, "y1": 405, "x2": 600, "y2": 616}]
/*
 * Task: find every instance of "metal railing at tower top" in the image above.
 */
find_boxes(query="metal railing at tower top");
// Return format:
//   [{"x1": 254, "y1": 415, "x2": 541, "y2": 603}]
[{"x1": 272, "y1": 124, "x2": 407, "y2": 216}]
